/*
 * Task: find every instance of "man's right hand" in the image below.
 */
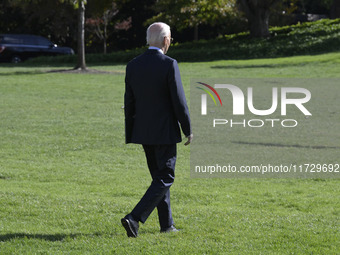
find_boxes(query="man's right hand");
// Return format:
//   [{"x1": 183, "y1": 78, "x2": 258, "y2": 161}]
[{"x1": 184, "y1": 134, "x2": 193, "y2": 146}]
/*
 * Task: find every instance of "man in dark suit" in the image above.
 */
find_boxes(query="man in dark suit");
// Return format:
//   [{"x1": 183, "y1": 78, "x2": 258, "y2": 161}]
[{"x1": 121, "y1": 22, "x2": 193, "y2": 238}]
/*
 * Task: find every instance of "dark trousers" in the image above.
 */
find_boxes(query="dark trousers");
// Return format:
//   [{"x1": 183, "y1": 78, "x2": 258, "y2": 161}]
[{"x1": 130, "y1": 144, "x2": 177, "y2": 229}]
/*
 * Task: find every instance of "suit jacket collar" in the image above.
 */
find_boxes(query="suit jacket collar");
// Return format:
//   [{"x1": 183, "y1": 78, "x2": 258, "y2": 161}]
[
  {"x1": 148, "y1": 46, "x2": 164, "y2": 54},
  {"x1": 145, "y1": 49, "x2": 164, "y2": 55}
]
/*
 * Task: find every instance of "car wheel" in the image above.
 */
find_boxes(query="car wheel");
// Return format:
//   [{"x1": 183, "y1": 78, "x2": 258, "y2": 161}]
[{"x1": 11, "y1": 55, "x2": 22, "y2": 63}]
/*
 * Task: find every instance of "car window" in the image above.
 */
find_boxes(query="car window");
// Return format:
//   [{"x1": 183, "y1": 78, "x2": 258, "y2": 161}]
[
  {"x1": 2, "y1": 36, "x2": 23, "y2": 44},
  {"x1": 23, "y1": 37, "x2": 38, "y2": 45},
  {"x1": 37, "y1": 37, "x2": 52, "y2": 46}
]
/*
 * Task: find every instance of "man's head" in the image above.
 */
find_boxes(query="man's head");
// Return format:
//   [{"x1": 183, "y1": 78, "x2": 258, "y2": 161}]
[{"x1": 146, "y1": 22, "x2": 172, "y2": 54}]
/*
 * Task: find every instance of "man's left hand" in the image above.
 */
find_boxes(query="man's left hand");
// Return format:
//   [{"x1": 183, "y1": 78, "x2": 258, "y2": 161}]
[{"x1": 184, "y1": 134, "x2": 193, "y2": 146}]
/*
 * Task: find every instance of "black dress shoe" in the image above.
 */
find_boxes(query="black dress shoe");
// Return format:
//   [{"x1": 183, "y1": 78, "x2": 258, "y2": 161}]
[
  {"x1": 160, "y1": 225, "x2": 179, "y2": 233},
  {"x1": 121, "y1": 214, "x2": 139, "y2": 237}
]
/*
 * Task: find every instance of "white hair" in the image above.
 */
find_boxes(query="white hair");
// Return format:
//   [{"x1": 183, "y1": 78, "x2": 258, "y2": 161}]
[{"x1": 146, "y1": 22, "x2": 171, "y2": 46}]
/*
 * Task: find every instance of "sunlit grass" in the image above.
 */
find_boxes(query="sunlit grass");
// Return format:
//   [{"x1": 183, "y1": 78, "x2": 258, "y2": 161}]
[{"x1": 0, "y1": 53, "x2": 339, "y2": 254}]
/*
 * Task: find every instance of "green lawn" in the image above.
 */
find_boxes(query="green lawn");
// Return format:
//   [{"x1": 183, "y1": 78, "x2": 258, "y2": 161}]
[{"x1": 0, "y1": 52, "x2": 339, "y2": 254}]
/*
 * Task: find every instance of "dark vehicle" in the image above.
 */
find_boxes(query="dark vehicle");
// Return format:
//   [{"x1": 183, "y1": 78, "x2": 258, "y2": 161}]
[{"x1": 0, "y1": 34, "x2": 74, "y2": 63}]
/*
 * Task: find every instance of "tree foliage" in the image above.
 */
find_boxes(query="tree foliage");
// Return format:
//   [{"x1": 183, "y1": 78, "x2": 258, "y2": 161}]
[
  {"x1": 86, "y1": 4, "x2": 118, "y2": 54},
  {"x1": 113, "y1": 0, "x2": 157, "y2": 48},
  {"x1": 0, "y1": 0, "x2": 337, "y2": 52},
  {"x1": 0, "y1": 0, "x2": 77, "y2": 45},
  {"x1": 146, "y1": 0, "x2": 238, "y2": 40}
]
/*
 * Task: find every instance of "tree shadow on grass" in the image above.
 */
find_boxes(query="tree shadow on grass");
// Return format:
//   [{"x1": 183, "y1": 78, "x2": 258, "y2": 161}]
[
  {"x1": 211, "y1": 64, "x2": 278, "y2": 69},
  {"x1": 46, "y1": 68, "x2": 123, "y2": 75},
  {"x1": 0, "y1": 70, "x2": 45, "y2": 76},
  {"x1": 0, "y1": 232, "x2": 103, "y2": 242},
  {"x1": 0, "y1": 69, "x2": 123, "y2": 76},
  {"x1": 232, "y1": 141, "x2": 340, "y2": 149},
  {"x1": 210, "y1": 63, "x2": 308, "y2": 69}
]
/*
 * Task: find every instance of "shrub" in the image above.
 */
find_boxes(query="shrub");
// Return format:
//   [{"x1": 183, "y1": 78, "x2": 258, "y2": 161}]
[{"x1": 26, "y1": 19, "x2": 340, "y2": 65}]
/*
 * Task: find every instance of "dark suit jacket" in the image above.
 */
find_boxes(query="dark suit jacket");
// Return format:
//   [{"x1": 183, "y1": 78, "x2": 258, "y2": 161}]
[{"x1": 124, "y1": 49, "x2": 191, "y2": 145}]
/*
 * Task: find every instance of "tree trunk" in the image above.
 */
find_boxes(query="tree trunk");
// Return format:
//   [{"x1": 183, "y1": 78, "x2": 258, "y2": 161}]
[
  {"x1": 103, "y1": 24, "x2": 107, "y2": 54},
  {"x1": 330, "y1": 0, "x2": 340, "y2": 18},
  {"x1": 238, "y1": 0, "x2": 278, "y2": 38},
  {"x1": 194, "y1": 24, "x2": 198, "y2": 41},
  {"x1": 248, "y1": 8, "x2": 270, "y2": 38},
  {"x1": 75, "y1": 0, "x2": 86, "y2": 70}
]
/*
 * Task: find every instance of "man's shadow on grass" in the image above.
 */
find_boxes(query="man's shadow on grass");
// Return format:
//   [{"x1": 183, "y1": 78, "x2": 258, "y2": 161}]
[{"x1": 0, "y1": 232, "x2": 102, "y2": 242}]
